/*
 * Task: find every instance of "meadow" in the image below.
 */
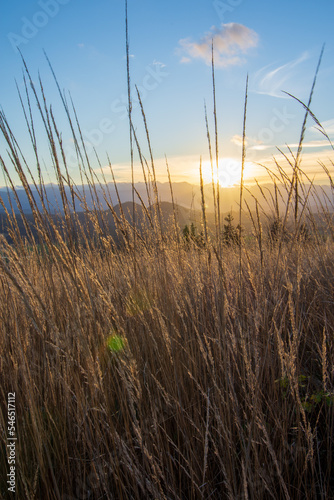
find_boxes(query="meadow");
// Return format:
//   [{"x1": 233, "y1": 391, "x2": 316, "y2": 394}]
[{"x1": 0, "y1": 44, "x2": 334, "y2": 500}]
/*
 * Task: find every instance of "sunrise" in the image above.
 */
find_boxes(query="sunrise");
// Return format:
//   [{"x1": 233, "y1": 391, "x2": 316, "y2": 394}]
[{"x1": 0, "y1": 1, "x2": 334, "y2": 499}]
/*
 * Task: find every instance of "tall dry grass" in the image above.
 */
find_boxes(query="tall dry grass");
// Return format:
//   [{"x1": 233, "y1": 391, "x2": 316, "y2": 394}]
[{"x1": 0, "y1": 45, "x2": 333, "y2": 500}]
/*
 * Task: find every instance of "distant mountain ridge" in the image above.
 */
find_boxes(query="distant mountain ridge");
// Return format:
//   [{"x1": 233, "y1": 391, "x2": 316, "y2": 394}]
[
  {"x1": 0, "y1": 200, "x2": 206, "y2": 244},
  {"x1": 0, "y1": 181, "x2": 333, "y2": 215}
]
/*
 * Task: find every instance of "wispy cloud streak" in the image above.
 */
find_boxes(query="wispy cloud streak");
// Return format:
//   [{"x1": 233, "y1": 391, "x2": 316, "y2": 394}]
[{"x1": 252, "y1": 52, "x2": 310, "y2": 98}]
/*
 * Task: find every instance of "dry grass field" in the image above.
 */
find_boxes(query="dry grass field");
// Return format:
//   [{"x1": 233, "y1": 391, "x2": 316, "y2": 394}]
[{"x1": 0, "y1": 46, "x2": 333, "y2": 499}]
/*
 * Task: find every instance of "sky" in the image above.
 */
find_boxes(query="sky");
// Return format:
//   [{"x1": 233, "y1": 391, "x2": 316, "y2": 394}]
[{"x1": 1, "y1": 0, "x2": 334, "y2": 188}]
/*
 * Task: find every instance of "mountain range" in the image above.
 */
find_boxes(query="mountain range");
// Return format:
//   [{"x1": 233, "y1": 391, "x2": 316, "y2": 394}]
[{"x1": 0, "y1": 181, "x2": 333, "y2": 216}]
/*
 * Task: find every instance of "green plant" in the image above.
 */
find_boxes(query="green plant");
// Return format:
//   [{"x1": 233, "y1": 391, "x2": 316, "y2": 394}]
[
  {"x1": 222, "y1": 212, "x2": 241, "y2": 246},
  {"x1": 182, "y1": 223, "x2": 205, "y2": 247},
  {"x1": 107, "y1": 334, "x2": 127, "y2": 353}
]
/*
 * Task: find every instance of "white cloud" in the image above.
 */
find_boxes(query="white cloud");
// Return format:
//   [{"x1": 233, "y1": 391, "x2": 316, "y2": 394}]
[
  {"x1": 253, "y1": 52, "x2": 310, "y2": 98},
  {"x1": 250, "y1": 144, "x2": 273, "y2": 151},
  {"x1": 231, "y1": 134, "x2": 248, "y2": 147},
  {"x1": 288, "y1": 140, "x2": 333, "y2": 149},
  {"x1": 178, "y1": 23, "x2": 258, "y2": 67},
  {"x1": 153, "y1": 60, "x2": 166, "y2": 68},
  {"x1": 309, "y1": 118, "x2": 334, "y2": 137},
  {"x1": 321, "y1": 119, "x2": 334, "y2": 135},
  {"x1": 261, "y1": 150, "x2": 334, "y2": 179},
  {"x1": 249, "y1": 139, "x2": 332, "y2": 154}
]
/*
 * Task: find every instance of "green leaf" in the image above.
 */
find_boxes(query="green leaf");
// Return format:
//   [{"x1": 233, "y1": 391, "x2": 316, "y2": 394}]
[{"x1": 107, "y1": 335, "x2": 126, "y2": 353}]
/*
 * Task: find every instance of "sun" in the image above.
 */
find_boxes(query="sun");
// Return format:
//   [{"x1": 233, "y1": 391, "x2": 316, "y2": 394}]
[{"x1": 201, "y1": 158, "x2": 253, "y2": 187}]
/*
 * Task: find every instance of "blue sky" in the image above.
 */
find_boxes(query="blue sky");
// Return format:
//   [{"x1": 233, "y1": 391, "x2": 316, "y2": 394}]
[{"x1": 1, "y1": 0, "x2": 334, "y2": 187}]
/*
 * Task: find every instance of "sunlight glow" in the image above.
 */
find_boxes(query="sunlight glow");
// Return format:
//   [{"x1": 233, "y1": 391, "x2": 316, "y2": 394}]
[{"x1": 201, "y1": 158, "x2": 254, "y2": 187}]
